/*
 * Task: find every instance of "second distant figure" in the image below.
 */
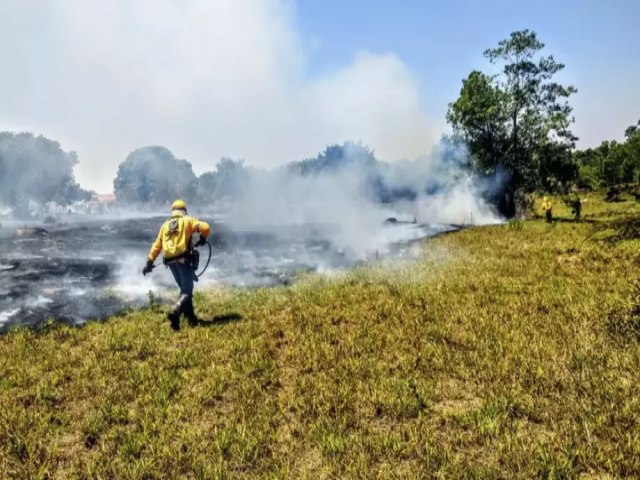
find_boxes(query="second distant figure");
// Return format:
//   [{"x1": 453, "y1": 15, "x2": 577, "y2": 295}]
[
  {"x1": 572, "y1": 197, "x2": 582, "y2": 222},
  {"x1": 143, "y1": 199, "x2": 211, "y2": 331}
]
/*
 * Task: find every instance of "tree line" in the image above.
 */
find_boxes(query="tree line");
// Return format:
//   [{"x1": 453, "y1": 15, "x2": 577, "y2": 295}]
[
  {"x1": 112, "y1": 141, "x2": 429, "y2": 208},
  {"x1": 112, "y1": 146, "x2": 250, "y2": 207},
  {"x1": 573, "y1": 121, "x2": 640, "y2": 189},
  {"x1": 447, "y1": 29, "x2": 639, "y2": 214}
]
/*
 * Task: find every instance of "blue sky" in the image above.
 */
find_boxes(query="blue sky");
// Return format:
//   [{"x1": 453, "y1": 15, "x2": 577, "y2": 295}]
[{"x1": 295, "y1": 0, "x2": 640, "y2": 147}]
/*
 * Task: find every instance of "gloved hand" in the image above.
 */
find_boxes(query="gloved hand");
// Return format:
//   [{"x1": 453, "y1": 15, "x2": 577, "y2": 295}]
[
  {"x1": 196, "y1": 237, "x2": 207, "y2": 247},
  {"x1": 142, "y1": 260, "x2": 154, "y2": 276}
]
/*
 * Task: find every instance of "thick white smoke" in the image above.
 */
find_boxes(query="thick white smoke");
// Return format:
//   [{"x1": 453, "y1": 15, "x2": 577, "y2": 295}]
[
  {"x1": 224, "y1": 141, "x2": 501, "y2": 259},
  {"x1": 413, "y1": 179, "x2": 500, "y2": 225},
  {"x1": 0, "y1": 0, "x2": 435, "y2": 193},
  {"x1": 228, "y1": 163, "x2": 392, "y2": 257}
]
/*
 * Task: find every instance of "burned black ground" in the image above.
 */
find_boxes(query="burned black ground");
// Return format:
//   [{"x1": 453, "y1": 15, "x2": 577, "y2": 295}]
[{"x1": 0, "y1": 217, "x2": 454, "y2": 331}]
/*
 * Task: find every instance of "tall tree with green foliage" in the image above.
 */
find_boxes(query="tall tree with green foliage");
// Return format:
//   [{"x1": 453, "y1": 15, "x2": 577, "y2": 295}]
[
  {"x1": 448, "y1": 30, "x2": 578, "y2": 214},
  {"x1": 446, "y1": 71, "x2": 509, "y2": 174}
]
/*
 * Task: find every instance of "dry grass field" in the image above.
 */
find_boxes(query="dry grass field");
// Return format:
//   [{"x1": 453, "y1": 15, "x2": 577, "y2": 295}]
[{"x1": 1, "y1": 193, "x2": 639, "y2": 479}]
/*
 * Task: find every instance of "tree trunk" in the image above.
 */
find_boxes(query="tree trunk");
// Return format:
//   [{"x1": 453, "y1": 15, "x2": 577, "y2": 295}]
[{"x1": 512, "y1": 111, "x2": 518, "y2": 169}]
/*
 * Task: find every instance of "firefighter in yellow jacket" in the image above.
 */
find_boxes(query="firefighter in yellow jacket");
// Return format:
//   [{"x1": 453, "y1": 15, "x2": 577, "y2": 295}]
[
  {"x1": 541, "y1": 196, "x2": 553, "y2": 224},
  {"x1": 143, "y1": 199, "x2": 211, "y2": 331}
]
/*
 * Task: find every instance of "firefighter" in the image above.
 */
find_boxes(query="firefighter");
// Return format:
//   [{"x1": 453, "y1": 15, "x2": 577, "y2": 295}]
[
  {"x1": 143, "y1": 199, "x2": 210, "y2": 331},
  {"x1": 572, "y1": 196, "x2": 582, "y2": 222},
  {"x1": 541, "y1": 197, "x2": 553, "y2": 224}
]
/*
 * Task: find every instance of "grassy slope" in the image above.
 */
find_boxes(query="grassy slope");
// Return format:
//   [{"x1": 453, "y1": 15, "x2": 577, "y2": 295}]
[{"x1": 1, "y1": 194, "x2": 640, "y2": 479}]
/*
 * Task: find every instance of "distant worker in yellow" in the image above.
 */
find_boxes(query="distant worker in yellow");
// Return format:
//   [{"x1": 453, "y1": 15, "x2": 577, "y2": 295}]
[
  {"x1": 143, "y1": 200, "x2": 211, "y2": 331},
  {"x1": 541, "y1": 196, "x2": 553, "y2": 224}
]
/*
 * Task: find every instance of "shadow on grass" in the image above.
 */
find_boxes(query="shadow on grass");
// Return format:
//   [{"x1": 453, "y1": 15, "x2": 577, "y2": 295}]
[
  {"x1": 552, "y1": 218, "x2": 597, "y2": 224},
  {"x1": 530, "y1": 214, "x2": 596, "y2": 224},
  {"x1": 197, "y1": 312, "x2": 243, "y2": 327},
  {"x1": 591, "y1": 213, "x2": 640, "y2": 243}
]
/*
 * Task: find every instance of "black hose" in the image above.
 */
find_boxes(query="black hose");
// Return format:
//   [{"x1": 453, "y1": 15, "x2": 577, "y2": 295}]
[{"x1": 194, "y1": 240, "x2": 212, "y2": 278}]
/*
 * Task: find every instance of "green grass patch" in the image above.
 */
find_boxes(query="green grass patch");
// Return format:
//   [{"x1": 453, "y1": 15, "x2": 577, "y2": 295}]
[{"x1": 1, "y1": 193, "x2": 640, "y2": 478}]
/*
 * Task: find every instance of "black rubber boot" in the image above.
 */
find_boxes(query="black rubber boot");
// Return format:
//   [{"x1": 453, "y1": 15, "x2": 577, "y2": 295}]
[
  {"x1": 184, "y1": 297, "x2": 199, "y2": 327},
  {"x1": 168, "y1": 294, "x2": 189, "y2": 331},
  {"x1": 167, "y1": 311, "x2": 180, "y2": 331}
]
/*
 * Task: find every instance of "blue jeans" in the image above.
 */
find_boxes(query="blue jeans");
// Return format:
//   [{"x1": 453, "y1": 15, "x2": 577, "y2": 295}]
[
  {"x1": 169, "y1": 262, "x2": 195, "y2": 297},
  {"x1": 168, "y1": 262, "x2": 198, "y2": 323}
]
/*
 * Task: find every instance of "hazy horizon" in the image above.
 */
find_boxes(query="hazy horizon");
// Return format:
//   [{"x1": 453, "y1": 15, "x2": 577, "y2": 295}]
[{"x1": 1, "y1": 0, "x2": 638, "y2": 193}]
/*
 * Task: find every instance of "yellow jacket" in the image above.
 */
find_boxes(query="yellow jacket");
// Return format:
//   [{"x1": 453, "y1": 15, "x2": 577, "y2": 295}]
[
  {"x1": 541, "y1": 199, "x2": 552, "y2": 212},
  {"x1": 147, "y1": 210, "x2": 211, "y2": 262}
]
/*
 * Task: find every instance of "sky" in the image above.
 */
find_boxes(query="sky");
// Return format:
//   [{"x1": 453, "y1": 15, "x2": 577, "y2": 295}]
[{"x1": 0, "y1": 0, "x2": 638, "y2": 193}]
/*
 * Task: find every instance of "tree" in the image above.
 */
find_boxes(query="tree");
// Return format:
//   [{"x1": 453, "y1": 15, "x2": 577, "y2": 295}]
[
  {"x1": 448, "y1": 30, "x2": 578, "y2": 214},
  {"x1": 446, "y1": 71, "x2": 509, "y2": 174},
  {"x1": 573, "y1": 120, "x2": 640, "y2": 189},
  {"x1": 0, "y1": 132, "x2": 90, "y2": 216},
  {"x1": 289, "y1": 141, "x2": 377, "y2": 176},
  {"x1": 623, "y1": 120, "x2": 640, "y2": 182},
  {"x1": 484, "y1": 30, "x2": 577, "y2": 187},
  {"x1": 113, "y1": 146, "x2": 197, "y2": 205},
  {"x1": 196, "y1": 158, "x2": 250, "y2": 204},
  {"x1": 573, "y1": 148, "x2": 603, "y2": 189},
  {"x1": 195, "y1": 171, "x2": 219, "y2": 203}
]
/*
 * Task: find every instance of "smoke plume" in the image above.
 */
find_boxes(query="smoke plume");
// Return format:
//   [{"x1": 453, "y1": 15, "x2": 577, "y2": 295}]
[
  {"x1": 219, "y1": 140, "x2": 500, "y2": 259},
  {"x1": 0, "y1": 0, "x2": 435, "y2": 193}
]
